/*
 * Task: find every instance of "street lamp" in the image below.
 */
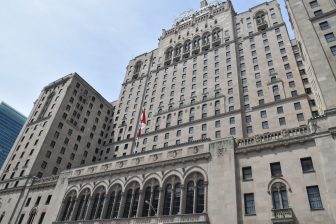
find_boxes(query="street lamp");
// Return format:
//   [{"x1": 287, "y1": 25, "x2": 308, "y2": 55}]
[{"x1": 145, "y1": 200, "x2": 163, "y2": 224}]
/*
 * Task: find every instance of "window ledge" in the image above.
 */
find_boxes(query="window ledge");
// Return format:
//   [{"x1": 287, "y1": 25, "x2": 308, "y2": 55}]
[
  {"x1": 303, "y1": 170, "x2": 315, "y2": 174},
  {"x1": 243, "y1": 178, "x2": 254, "y2": 182},
  {"x1": 271, "y1": 175, "x2": 283, "y2": 178},
  {"x1": 245, "y1": 213, "x2": 256, "y2": 216},
  {"x1": 311, "y1": 208, "x2": 324, "y2": 211}
]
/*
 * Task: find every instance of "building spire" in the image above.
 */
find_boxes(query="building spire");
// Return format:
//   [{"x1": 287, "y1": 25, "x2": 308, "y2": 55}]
[{"x1": 200, "y1": 0, "x2": 208, "y2": 8}]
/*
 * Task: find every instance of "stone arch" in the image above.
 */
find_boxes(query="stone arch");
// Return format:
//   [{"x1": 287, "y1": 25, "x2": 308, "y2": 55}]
[
  {"x1": 192, "y1": 35, "x2": 201, "y2": 49},
  {"x1": 162, "y1": 169, "x2": 183, "y2": 186},
  {"x1": 92, "y1": 181, "x2": 109, "y2": 194},
  {"x1": 143, "y1": 173, "x2": 163, "y2": 187},
  {"x1": 174, "y1": 43, "x2": 183, "y2": 56},
  {"x1": 64, "y1": 186, "x2": 80, "y2": 198},
  {"x1": 202, "y1": 31, "x2": 211, "y2": 45},
  {"x1": 125, "y1": 177, "x2": 142, "y2": 190},
  {"x1": 184, "y1": 166, "x2": 208, "y2": 183},
  {"x1": 78, "y1": 184, "x2": 93, "y2": 196},
  {"x1": 165, "y1": 47, "x2": 174, "y2": 60},
  {"x1": 109, "y1": 179, "x2": 125, "y2": 192},
  {"x1": 267, "y1": 177, "x2": 292, "y2": 194},
  {"x1": 183, "y1": 39, "x2": 192, "y2": 52}
]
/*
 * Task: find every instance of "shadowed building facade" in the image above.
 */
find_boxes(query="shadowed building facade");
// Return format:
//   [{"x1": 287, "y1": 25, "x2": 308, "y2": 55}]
[{"x1": 0, "y1": 0, "x2": 335, "y2": 224}]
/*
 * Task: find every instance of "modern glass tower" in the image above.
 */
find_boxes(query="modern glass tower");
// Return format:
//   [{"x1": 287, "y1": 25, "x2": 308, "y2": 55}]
[{"x1": 0, "y1": 102, "x2": 26, "y2": 168}]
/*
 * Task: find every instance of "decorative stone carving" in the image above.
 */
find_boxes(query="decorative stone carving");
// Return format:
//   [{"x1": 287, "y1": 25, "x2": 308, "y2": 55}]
[
  {"x1": 117, "y1": 162, "x2": 124, "y2": 168},
  {"x1": 217, "y1": 148, "x2": 224, "y2": 157},
  {"x1": 282, "y1": 129, "x2": 289, "y2": 137},
  {"x1": 135, "y1": 158, "x2": 140, "y2": 165},
  {"x1": 169, "y1": 150, "x2": 178, "y2": 158},
  {"x1": 193, "y1": 146, "x2": 199, "y2": 154},
  {"x1": 152, "y1": 154, "x2": 158, "y2": 161}
]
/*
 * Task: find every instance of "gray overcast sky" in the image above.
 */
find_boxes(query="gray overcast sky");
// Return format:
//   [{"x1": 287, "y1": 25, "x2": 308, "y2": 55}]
[{"x1": 0, "y1": 0, "x2": 291, "y2": 116}]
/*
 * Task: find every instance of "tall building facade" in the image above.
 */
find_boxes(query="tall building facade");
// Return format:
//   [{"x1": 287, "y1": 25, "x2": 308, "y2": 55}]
[
  {"x1": 0, "y1": 0, "x2": 335, "y2": 224},
  {"x1": 0, "y1": 102, "x2": 26, "y2": 168}
]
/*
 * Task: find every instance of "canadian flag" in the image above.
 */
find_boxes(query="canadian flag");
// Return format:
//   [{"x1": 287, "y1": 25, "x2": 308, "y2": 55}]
[{"x1": 137, "y1": 109, "x2": 147, "y2": 138}]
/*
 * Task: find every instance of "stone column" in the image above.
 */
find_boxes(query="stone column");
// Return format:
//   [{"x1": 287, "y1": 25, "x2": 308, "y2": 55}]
[
  {"x1": 128, "y1": 190, "x2": 135, "y2": 218},
  {"x1": 101, "y1": 194, "x2": 110, "y2": 220},
  {"x1": 93, "y1": 193, "x2": 103, "y2": 219},
  {"x1": 117, "y1": 192, "x2": 125, "y2": 218},
  {"x1": 149, "y1": 188, "x2": 154, "y2": 216},
  {"x1": 69, "y1": 198, "x2": 80, "y2": 221},
  {"x1": 57, "y1": 200, "x2": 67, "y2": 221},
  {"x1": 78, "y1": 194, "x2": 89, "y2": 220},
  {"x1": 180, "y1": 185, "x2": 185, "y2": 215},
  {"x1": 84, "y1": 196, "x2": 94, "y2": 220},
  {"x1": 204, "y1": 182, "x2": 208, "y2": 213},
  {"x1": 193, "y1": 181, "x2": 197, "y2": 214},
  {"x1": 169, "y1": 185, "x2": 175, "y2": 215},
  {"x1": 157, "y1": 188, "x2": 163, "y2": 216},
  {"x1": 136, "y1": 190, "x2": 144, "y2": 217}
]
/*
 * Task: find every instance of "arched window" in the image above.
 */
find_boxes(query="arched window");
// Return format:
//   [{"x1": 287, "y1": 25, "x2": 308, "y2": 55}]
[
  {"x1": 60, "y1": 190, "x2": 77, "y2": 221},
  {"x1": 163, "y1": 184, "x2": 172, "y2": 215},
  {"x1": 112, "y1": 191, "x2": 122, "y2": 218},
  {"x1": 184, "y1": 40, "x2": 192, "y2": 53},
  {"x1": 123, "y1": 189, "x2": 133, "y2": 218},
  {"x1": 165, "y1": 47, "x2": 174, "y2": 60},
  {"x1": 175, "y1": 44, "x2": 182, "y2": 56},
  {"x1": 184, "y1": 173, "x2": 206, "y2": 214},
  {"x1": 162, "y1": 176, "x2": 182, "y2": 216},
  {"x1": 271, "y1": 182, "x2": 289, "y2": 209},
  {"x1": 196, "y1": 180, "x2": 205, "y2": 213},
  {"x1": 172, "y1": 184, "x2": 181, "y2": 215},
  {"x1": 255, "y1": 11, "x2": 268, "y2": 31},
  {"x1": 89, "y1": 186, "x2": 106, "y2": 220},
  {"x1": 134, "y1": 61, "x2": 142, "y2": 74},
  {"x1": 186, "y1": 181, "x2": 194, "y2": 214},
  {"x1": 202, "y1": 32, "x2": 211, "y2": 45},
  {"x1": 104, "y1": 191, "x2": 115, "y2": 219},
  {"x1": 193, "y1": 36, "x2": 201, "y2": 49},
  {"x1": 123, "y1": 182, "x2": 141, "y2": 218},
  {"x1": 212, "y1": 28, "x2": 221, "y2": 41},
  {"x1": 152, "y1": 186, "x2": 160, "y2": 216},
  {"x1": 142, "y1": 187, "x2": 152, "y2": 217},
  {"x1": 75, "y1": 188, "x2": 90, "y2": 220}
]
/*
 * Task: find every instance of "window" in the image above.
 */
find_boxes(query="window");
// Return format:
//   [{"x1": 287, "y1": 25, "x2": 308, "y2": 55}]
[
  {"x1": 325, "y1": 33, "x2": 336, "y2": 42},
  {"x1": 314, "y1": 10, "x2": 323, "y2": 17},
  {"x1": 271, "y1": 182, "x2": 289, "y2": 209},
  {"x1": 297, "y1": 113, "x2": 305, "y2": 121},
  {"x1": 262, "y1": 121, "x2": 269, "y2": 129},
  {"x1": 230, "y1": 127, "x2": 236, "y2": 135},
  {"x1": 301, "y1": 157, "x2": 314, "y2": 173},
  {"x1": 260, "y1": 110, "x2": 267, "y2": 118},
  {"x1": 244, "y1": 193, "x2": 256, "y2": 215},
  {"x1": 309, "y1": 0, "x2": 318, "y2": 8},
  {"x1": 319, "y1": 21, "x2": 330, "y2": 31},
  {"x1": 270, "y1": 162, "x2": 282, "y2": 177},
  {"x1": 279, "y1": 117, "x2": 286, "y2": 126},
  {"x1": 215, "y1": 131, "x2": 221, "y2": 139},
  {"x1": 246, "y1": 126, "x2": 253, "y2": 134},
  {"x1": 331, "y1": 46, "x2": 336, "y2": 56},
  {"x1": 307, "y1": 186, "x2": 323, "y2": 209},
  {"x1": 294, "y1": 102, "x2": 302, "y2": 110},
  {"x1": 243, "y1": 167, "x2": 252, "y2": 181}
]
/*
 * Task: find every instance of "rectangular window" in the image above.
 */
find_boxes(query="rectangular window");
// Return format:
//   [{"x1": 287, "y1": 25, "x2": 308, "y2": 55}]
[
  {"x1": 270, "y1": 162, "x2": 282, "y2": 177},
  {"x1": 262, "y1": 121, "x2": 269, "y2": 129},
  {"x1": 309, "y1": 0, "x2": 318, "y2": 8},
  {"x1": 243, "y1": 167, "x2": 252, "y2": 181},
  {"x1": 230, "y1": 127, "x2": 236, "y2": 135},
  {"x1": 307, "y1": 186, "x2": 323, "y2": 209},
  {"x1": 301, "y1": 157, "x2": 314, "y2": 173},
  {"x1": 314, "y1": 10, "x2": 323, "y2": 17},
  {"x1": 279, "y1": 117, "x2": 286, "y2": 126},
  {"x1": 325, "y1": 33, "x2": 336, "y2": 42},
  {"x1": 297, "y1": 113, "x2": 305, "y2": 121},
  {"x1": 331, "y1": 46, "x2": 336, "y2": 56},
  {"x1": 319, "y1": 21, "x2": 330, "y2": 30},
  {"x1": 244, "y1": 193, "x2": 256, "y2": 215}
]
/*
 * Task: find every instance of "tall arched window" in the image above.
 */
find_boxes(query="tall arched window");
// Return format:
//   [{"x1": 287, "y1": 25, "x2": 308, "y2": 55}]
[
  {"x1": 131, "y1": 188, "x2": 140, "y2": 217},
  {"x1": 186, "y1": 181, "x2": 194, "y2": 214},
  {"x1": 60, "y1": 190, "x2": 77, "y2": 221},
  {"x1": 151, "y1": 186, "x2": 160, "y2": 216},
  {"x1": 105, "y1": 191, "x2": 115, "y2": 219},
  {"x1": 162, "y1": 176, "x2": 182, "y2": 216},
  {"x1": 112, "y1": 191, "x2": 122, "y2": 218},
  {"x1": 184, "y1": 40, "x2": 192, "y2": 53},
  {"x1": 184, "y1": 173, "x2": 206, "y2": 214},
  {"x1": 193, "y1": 36, "x2": 201, "y2": 49},
  {"x1": 142, "y1": 187, "x2": 152, "y2": 217},
  {"x1": 196, "y1": 180, "x2": 205, "y2": 213},
  {"x1": 89, "y1": 187, "x2": 106, "y2": 220},
  {"x1": 212, "y1": 28, "x2": 221, "y2": 41},
  {"x1": 75, "y1": 188, "x2": 90, "y2": 220},
  {"x1": 163, "y1": 184, "x2": 172, "y2": 215},
  {"x1": 123, "y1": 189, "x2": 133, "y2": 218},
  {"x1": 134, "y1": 61, "x2": 142, "y2": 74},
  {"x1": 123, "y1": 182, "x2": 141, "y2": 218},
  {"x1": 202, "y1": 32, "x2": 211, "y2": 45},
  {"x1": 172, "y1": 184, "x2": 181, "y2": 215},
  {"x1": 271, "y1": 182, "x2": 289, "y2": 209}
]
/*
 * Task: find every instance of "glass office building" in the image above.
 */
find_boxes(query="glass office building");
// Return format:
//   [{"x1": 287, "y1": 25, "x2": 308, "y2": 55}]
[{"x1": 0, "y1": 102, "x2": 26, "y2": 168}]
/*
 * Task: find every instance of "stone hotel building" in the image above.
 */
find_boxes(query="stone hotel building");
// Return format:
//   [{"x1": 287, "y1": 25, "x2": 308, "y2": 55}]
[{"x1": 0, "y1": 0, "x2": 336, "y2": 223}]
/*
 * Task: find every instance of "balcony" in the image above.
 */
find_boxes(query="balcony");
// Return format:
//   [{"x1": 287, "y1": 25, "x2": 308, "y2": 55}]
[
  {"x1": 257, "y1": 21, "x2": 268, "y2": 31},
  {"x1": 183, "y1": 50, "x2": 190, "y2": 59},
  {"x1": 53, "y1": 214, "x2": 209, "y2": 224},
  {"x1": 212, "y1": 38, "x2": 221, "y2": 47},
  {"x1": 192, "y1": 46, "x2": 200, "y2": 55},
  {"x1": 164, "y1": 58, "x2": 172, "y2": 66},
  {"x1": 202, "y1": 42, "x2": 210, "y2": 52},
  {"x1": 173, "y1": 54, "x2": 181, "y2": 63},
  {"x1": 271, "y1": 208, "x2": 295, "y2": 224}
]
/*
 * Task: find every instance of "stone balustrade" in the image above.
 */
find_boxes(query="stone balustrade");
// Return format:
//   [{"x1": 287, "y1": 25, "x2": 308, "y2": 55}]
[
  {"x1": 236, "y1": 125, "x2": 310, "y2": 148},
  {"x1": 271, "y1": 208, "x2": 294, "y2": 223},
  {"x1": 53, "y1": 213, "x2": 209, "y2": 224}
]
